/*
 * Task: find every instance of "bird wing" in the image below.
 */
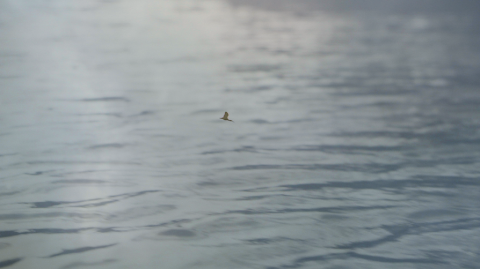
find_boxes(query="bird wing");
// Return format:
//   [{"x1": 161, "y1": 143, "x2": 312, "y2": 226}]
[{"x1": 224, "y1": 112, "x2": 229, "y2": 118}]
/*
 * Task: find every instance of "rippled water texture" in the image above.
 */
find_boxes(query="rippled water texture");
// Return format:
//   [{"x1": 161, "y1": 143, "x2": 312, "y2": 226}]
[{"x1": 1, "y1": 0, "x2": 480, "y2": 268}]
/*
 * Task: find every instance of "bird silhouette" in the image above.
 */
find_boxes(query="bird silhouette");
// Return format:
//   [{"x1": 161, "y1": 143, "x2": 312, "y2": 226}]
[{"x1": 220, "y1": 112, "x2": 233, "y2": 122}]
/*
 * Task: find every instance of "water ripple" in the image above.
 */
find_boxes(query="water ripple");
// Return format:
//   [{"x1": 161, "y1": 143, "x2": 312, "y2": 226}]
[
  {"x1": 278, "y1": 176, "x2": 480, "y2": 191},
  {"x1": 267, "y1": 251, "x2": 446, "y2": 269},
  {"x1": 0, "y1": 258, "x2": 23, "y2": 268},
  {"x1": 26, "y1": 190, "x2": 160, "y2": 208},
  {"x1": 335, "y1": 218, "x2": 480, "y2": 249},
  {"x1": 45, "y1": 243, "x2": 117, "y2": 258},
  {"x1": 230, "y1": 163, "x2": 402, "y2": 173}
]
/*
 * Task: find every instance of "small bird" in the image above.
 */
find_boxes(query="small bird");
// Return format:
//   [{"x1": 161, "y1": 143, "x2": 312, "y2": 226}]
[{"x1": 220, "y1": 112, "x2": 233, "y2": 122}]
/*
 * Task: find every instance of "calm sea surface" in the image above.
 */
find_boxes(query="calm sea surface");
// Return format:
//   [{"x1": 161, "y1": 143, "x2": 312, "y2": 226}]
[{"x1": 1, "y1": 0, "x2": 480, "y2": 268}]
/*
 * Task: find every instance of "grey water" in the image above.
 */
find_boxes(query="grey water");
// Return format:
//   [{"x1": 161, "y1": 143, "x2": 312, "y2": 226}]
[{"x1": 1, "y1": 0, "x2": 480, "y2": 268}]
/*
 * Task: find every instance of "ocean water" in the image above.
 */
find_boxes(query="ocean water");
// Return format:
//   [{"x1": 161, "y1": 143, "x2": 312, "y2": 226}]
[{"x1": 1, "y1": 0, "x2": 480, "y2": 268}]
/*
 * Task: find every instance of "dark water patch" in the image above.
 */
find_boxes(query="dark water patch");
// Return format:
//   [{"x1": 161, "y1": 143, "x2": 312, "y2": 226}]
[
  {"x1": 0, "y1": 212, "x2": 102, "y2": 221},
  {"x1": 435, "y1": 96, "x2": 480, "y2": 110},
  {"x1": 334, "y1": 232, "x2": 403, "y2": 250},
  {"x1": 202, "y1": 146, "x2": 257, "y2": 155},
  {"x1": 407, "y1": 209, "x2": 464, "y2": 220},
  {"x1": 384, "y1": 217, "x2": 480, "y2": 236},
  {"x1": 29, "y1": 199, "x2": 117, "y2": 208},
  {"x1": 230, "y1": 163, "x2": 402, "y2": 173},
  {"x1": 249, "y1": 118, "x2": 313, "y2": 124},
  {"x1": 250, "y1": 119, "x2": 270, "y2": 124},
  {"x1": 331, "y1": 130, "x2": 480, "y2": 147},
  {"x1": 305, "y1": 81, "x2": 363, "y2": 89},
  {"x1": 424, "y1": 137, "x2": 480, "y2": 146},
  {"x1": 413, "y1": 175, "x2": 480, "y2": 186},
  {"x1": 277, "y1": 118, "x2": 316, "y2": 124},
  {"x1": 73, "y1": 112, "x2": 123, "y2": 117},
  {"x1": 223, "y1": 205, "x2": 396, "y2": 215},
  {"x1": 244, "y1": 237, "x2": 306, "y2": 245},
  {"x1": 45, "y1": 243, "x2": 117, "y2": 258},
  {"x1": 267, "y1": 251, "x2": 443, "y2": 269},
  {"x1": 20, "y1": 160, "x2": 142, "y2": 166},
  {"x1": 192, "y1": 109, "x2": 219, "y2": 114},
  {"x1": 87, "y1": 143, "x2": 126, "y2": 149},
  {"x1": 159, "y1": 229, "x2": 195, "y2": 237},
  {"x1": 155, "y1": 57, "x2": 198, "y2": 64},
  {"x1": 0, "y1": 258, "x2": 22, "y2": 268},
  {"x1": 60, "y1": 259, "x2": 117, "y2": 269},
  {"x1": 31, "y1": 201, "x2": 73, "y2": 208},
  {"x1": 279, "y1": 176, "x2": 480, "y2": 192},
  {"x1": 224, "y1": 85, "x2": 275, "y2": 93},
  {"x1": 26, "y1": 170, "x2": 56, "y2": 176},
  {"x1": 80, "y1": 97, "x2": 130, "y2": 102},
  {"x1": 332, "y1": 88, "x2": 415, "y2": 96},
  {"x1": 342, "y1": 252, "x2": 438, "y2": 263},
  {"x1": 84, "y1": 190, "x2": 160, "y2": 204},
  {"x1": 81, "y1": 200, "x2": 118, "y2": 207},
  {"x1": 408, "y1": 190, "x2": 454, "y2": 197},
  {"x1": 28, "y1": 190, "x2": 160, "y2": 208},
  {"x1": 96, "y1": 228, "x2": 120, "y2": 233},
  {"x1": 227, "y1": 64, "x2": 281, "y2": 73},
  {"x1": 260, "y1": 136, "x2": 283, "y2": 140},
  {"x1": 196, "y1": 181, "x2": 220, "y2": 186},
  {"x1": 335, "y1": 217, "x2": 480, "y2": 249},
  {"x1": 130, "y1": 110, "x2": 155, "y2": 117},
  {"x1": 245, "y1": 238, "x2": 275, "y2": 245},
  {"x1": 0, "y1": 230, "x2": 25, "y2": 238},
  {"x1": 349, "y1": 252, "x2": 444, "y2": 264},
  {"x1": 321, "y1": 214, "x2": 350, "y2": 221},
  {"x1": 329, "y1": 131, "x2": 419, "y2": 139},
  {"x1": 422, "y1": 250, "x2": 470, "y2": 264},
  {"x1": 414, "y1": 155, "x2": 478, "y2": 166},
  {"x1": 144, "y1": 218, "x2": 194, "y2": 229},
  {"x1": 247, "y1": 85, "x2": 274, "y2": 92},
  {"x1": 0, "y1": 217, "x2": 194, "y2": 239},
  {"x1": 52, "y1": 170, "x2": 111, "y2": 177},
  {"x1": 292, "y1": 144, "x2": 407, "y2": 154},
  {"x1": 408, "y1": 157, "x2": 477, "y2": 167},
  {"x1": 0, "y1": 227, "x2": 130, "y2": 239},
  {"x1": 52, "y1": 179, "x2": 109, "y2": 184},
  {"x1": 79, "y1": 190, "x2": 160, "y2": 208},
  {"x1": 235, "y1": 194, "x2": 289, "y2": 201},
  {"x1": 0, "y1": 191, "x2": 22, "y2": 197},
  {"x1": 0, "y1": 228, "x2": 92, "y2": 238},
  {"x1": 227, "y1": 0, "x2": 480, "y2": 15}
]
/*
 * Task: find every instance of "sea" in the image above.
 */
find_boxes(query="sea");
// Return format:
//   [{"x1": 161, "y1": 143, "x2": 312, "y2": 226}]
[{"x1": 1, "y1": 0, "x2": 479, "y2": 268}]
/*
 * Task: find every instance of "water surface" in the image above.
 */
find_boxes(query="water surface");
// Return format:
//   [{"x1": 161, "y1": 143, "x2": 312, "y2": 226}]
[{"x1": 1, "y1": 0, "x2": 480, "y2": 268}]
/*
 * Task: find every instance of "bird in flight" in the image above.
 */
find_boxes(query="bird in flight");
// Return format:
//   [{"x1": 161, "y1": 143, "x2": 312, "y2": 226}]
[{"x1": 220, "y1": 112, "x2": 233, "y2": 122}]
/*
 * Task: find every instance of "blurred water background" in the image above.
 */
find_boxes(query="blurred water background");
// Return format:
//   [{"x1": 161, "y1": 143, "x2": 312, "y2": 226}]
[{"x1": 1, "y1": 0, "x2": 480, "y2": 268}]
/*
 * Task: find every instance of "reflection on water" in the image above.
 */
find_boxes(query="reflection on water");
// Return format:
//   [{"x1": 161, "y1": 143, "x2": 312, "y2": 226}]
[{"x1": 1, "y1": 0, "x2": 480, "y2": 268}]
